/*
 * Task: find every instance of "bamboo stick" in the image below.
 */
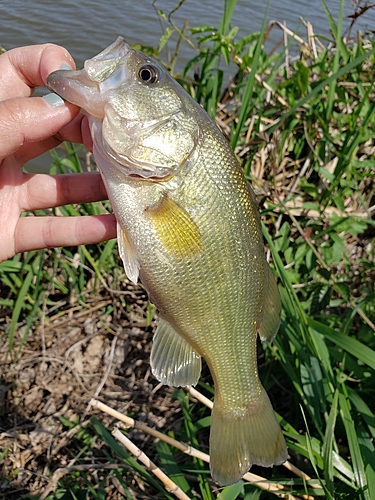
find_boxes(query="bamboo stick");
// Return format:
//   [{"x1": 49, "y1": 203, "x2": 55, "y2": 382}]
[{"x1": 112, "y1": 428, "x2": 191, "y2": 500}]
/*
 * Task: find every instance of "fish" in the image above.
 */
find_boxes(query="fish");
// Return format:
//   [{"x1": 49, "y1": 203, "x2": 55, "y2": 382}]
[{"x1": 47, "y1": 36, "x2": 288, "y2": 485}]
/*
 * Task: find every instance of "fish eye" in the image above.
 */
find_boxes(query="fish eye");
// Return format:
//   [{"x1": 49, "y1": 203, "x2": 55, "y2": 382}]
[{"x1": 138, "y1": 64, "x2": 159, "y2": 84}]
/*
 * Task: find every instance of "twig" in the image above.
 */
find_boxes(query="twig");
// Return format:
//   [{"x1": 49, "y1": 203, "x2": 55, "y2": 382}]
[
  {"x1": 90, "y1": 398, "x2": 208, "y2": 462},
  {"x1": 46, "y1": 300, "x2": 112, "y2": 328},
  {"x1": 289, "y1": 157, "x2": 312, "y2": 194},
  {"x1": 188, "y1": 386, "x2": 213, "y2": 409},
  {"x1": 255, "y1": 74, "x2": 290, "y2": 108},
  {"x1": 301, "y1": 18, "x2": 318, "y2": 59},
  {"x1": 91, "y1": 398, "x2": 319, "y2": 498},
  {"x1": 84, "y1": 335, "x2": 118, "y2": 416},
  {"x1": 283, "y1": 460, "x2": 312, "y2": 481},
  {"x1": 113, "y1": 428, "x2": 191, "y2": 500},
  {"x1": 268, "y1": 20, "x2": 306, "y2": 45},
  {"x1": 283, "y1": 20, "x2": 291, "y2": 79}
]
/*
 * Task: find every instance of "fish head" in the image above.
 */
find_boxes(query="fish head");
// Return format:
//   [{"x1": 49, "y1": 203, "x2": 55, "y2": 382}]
[{"x1": 47, "y1": 36, "x2": 200, "y2": 181}]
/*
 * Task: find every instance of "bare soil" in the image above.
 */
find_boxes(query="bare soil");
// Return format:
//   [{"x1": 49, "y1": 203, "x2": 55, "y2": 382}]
[{"x1": 0, "y1": 280, "x2": 184, "y2": 499}]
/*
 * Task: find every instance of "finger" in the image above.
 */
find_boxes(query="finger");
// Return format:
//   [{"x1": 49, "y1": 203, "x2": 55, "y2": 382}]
[
  {"x1": 14, "y1": 213, "x2": 117, "y2": 256},
  {"x1": 49, "y1": 112, "x2": 92, "y2": 153},
  {"x1": 0, "y1": 95, "x2": 79, "y2": 161},
  {"x1": 57, "y1": 113, "x2": 90, "y2": 146},
  {"x1": 14, "y1": 135, "x2": 63, "y2": 165},
  {"x1": 0, "y1": 43, "x2": 75, "y2": 100},
  {"x1": 20, "y1": 172, "x2": 108, "y2": 211},
  {"x1": 81, "y1": 115, "x2": 93, "y2": 151},
  {"x1": 14, "y1": 113, "x2": 89, "y2": 164}
]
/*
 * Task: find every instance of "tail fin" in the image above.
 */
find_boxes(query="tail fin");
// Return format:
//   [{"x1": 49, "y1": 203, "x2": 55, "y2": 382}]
[{"x1": 209, "y1": 387, "x2": 288, "y2": 486}]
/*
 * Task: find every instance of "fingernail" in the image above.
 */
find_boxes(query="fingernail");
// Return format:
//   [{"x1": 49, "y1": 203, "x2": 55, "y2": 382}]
[
  {"x1": 43, "y1": 92, "x2": 65, "y2": 107},
  {"x1": 60, "y1": 63, "x2": 72, "y2": 70}
]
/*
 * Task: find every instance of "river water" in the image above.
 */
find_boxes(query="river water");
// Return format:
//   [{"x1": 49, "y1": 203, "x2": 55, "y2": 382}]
[{"x1": 1, "y1": 0, "x2": 375, "y2": 70}]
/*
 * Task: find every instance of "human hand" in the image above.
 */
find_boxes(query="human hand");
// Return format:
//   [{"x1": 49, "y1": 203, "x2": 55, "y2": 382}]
[{"x1": 0, "y1": 43, "x2": 117, "y2": 263}]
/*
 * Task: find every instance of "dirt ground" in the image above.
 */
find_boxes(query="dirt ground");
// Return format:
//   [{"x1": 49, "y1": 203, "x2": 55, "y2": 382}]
[{"x1": 0, "y1": 279, "x2": 186, "y2": 499}]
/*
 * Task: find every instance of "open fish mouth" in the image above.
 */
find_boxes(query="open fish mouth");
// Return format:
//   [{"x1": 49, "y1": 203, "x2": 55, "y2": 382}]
[
  {"x1": 47, "y1": 37, "x2": 190, "y2": 181},
  {"x1": 47, "y1": 37, "x2": 132, "y2": 119}
]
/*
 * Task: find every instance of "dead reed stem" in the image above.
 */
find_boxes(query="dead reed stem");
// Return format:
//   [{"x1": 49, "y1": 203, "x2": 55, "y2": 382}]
[{"x1": 91, "y1": 397, "x2": 321, "y2": 499}]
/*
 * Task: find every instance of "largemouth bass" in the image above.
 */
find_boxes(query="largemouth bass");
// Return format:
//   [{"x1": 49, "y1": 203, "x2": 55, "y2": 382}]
[{"x1": 47, "y1": 37, "x2": 288, "y2": 485}]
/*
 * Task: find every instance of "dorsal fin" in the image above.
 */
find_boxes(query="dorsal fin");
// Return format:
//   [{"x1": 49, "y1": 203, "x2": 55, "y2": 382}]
[{"x1": 258, "y1": 263, "x2": 282, "y2": 343}]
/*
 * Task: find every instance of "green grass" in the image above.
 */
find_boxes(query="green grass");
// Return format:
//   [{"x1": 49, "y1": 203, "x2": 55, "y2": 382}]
[{"x1": 1, "y1": 0, "x2": 375, "y2": 498}]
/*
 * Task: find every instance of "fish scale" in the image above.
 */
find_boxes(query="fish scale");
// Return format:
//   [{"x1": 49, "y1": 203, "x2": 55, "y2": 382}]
[{"x1": 47, "y1": 36, "x2": 288, "y2": 485}]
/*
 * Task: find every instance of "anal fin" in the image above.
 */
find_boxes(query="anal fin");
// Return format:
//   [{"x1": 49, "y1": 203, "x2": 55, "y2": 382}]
[{"x1": 150, "y1": 319, "x2": 201, "y2": 387}]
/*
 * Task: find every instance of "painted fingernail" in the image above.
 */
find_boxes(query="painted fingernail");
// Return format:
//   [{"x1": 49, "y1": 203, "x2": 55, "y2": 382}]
[
  {"x1": 60, "y1": 63, "x2": 72, "y2": 70},
  {"x1": 43, "y1": 92, "x2": 65, "y2": 107}
]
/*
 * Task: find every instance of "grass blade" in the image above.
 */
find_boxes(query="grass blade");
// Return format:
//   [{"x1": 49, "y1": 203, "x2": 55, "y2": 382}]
[
  {"x1": 339, "y1": 390, "x2": 370, "y2": 499},
  {"x1": 7, "y1": 263, "x2": 34, "y2": 356},
  {"x1": 268, "y1": 44, "x2": 375, "y2": 134},
  {"x1": 357, "y1": 424, "x2": 375, "y2": 500},
  {"x1": 219, "y1": 0, "x2": 238, "y2": 35},
  {"x1": 348, "y1": 390, "x2": 375, "y2": 440},
  {"x1": 156, "y1": 440, "x2": 193, "y2": 496},
  {"x1": 324, "y1": 0, "x2": 344, "y2": 121},
  {"x1": 308, "y1": 318, "x2": 375, "y2": 371},
  {"x1": 217, "y1": 481, "x2": 244, "y2": 500},
  {"x1": 322, "y1": 389, "x2": 339, "y2": 497},
  {"x1": 231, "y1": 7, "x2": 268, "y2": 149}
]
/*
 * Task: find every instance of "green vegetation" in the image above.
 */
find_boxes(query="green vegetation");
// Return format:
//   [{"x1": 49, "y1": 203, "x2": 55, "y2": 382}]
[{"x1": 1, "y1": 0, "x2": 374, "y2": 498}]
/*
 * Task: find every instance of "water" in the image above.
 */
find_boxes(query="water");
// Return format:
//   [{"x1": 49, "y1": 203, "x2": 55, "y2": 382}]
[{"x1": 1, "y1": 0, "x2": 374, "y2": 70}]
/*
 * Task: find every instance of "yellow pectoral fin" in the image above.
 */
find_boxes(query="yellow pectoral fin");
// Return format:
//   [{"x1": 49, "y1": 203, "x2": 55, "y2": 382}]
[{"x1": 145, "y1": 193, "x2": 202, "y2": 259}]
